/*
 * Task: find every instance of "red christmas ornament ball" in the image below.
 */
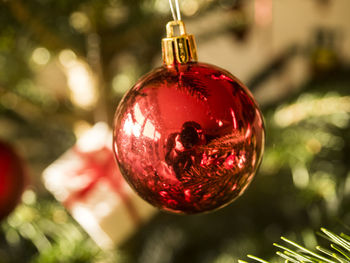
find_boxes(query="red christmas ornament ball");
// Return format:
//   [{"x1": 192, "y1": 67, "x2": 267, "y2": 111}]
[
  {"x1": 0, "y1": 141, "x2": 26, "y2": 220},
  {"x1": 113, "y1": 62, "x2": 265, "y2": 214}
]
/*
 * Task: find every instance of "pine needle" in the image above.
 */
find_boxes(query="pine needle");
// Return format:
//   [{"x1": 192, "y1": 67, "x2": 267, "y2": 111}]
[
  {"x1": 280, "y1": 236, "x2": 335, "y2": 263},
  {"x1": 330, "y1": 244, "x2": 350, "y2": 261},
  {"x1": 276, "y1": 251, "x2": 301, "y2": 263},
  {"x1": 247, "y1": 255, "x2": 271, "y2": 263},
  {"x1": 273, "y1": 243, "x2": 314, "y2": 262},
  {"x1": 321, "y1": 229, "x2": 350, "y2": 251},
  {"x1": 316, "y1": 246, "x2": 345, "y2": 263},
  {"x1": 341, "y1": 234, "x2": 350, "y2": 242},
  {"x1": 240, "y1": 228, "x2": 350, "y2": 263}
]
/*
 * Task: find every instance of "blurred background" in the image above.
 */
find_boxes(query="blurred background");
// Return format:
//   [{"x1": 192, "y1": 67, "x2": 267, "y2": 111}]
[{"x1": 0, "y1": 0, "x2": 349, "y2": 262}]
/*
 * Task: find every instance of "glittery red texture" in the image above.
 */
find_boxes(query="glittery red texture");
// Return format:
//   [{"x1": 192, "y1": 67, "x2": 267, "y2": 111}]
[
  {"x1": 113, "y1": 62, "x2": 265, "y2": 214},
  {"x1": 0, "y1": 142, "x2": 26, "y2": 220}
]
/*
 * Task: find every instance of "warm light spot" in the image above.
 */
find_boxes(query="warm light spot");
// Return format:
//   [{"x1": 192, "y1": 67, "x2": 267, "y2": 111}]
[
  {"x1": 311, "y1": 171, "x2": 336, "y2": 201},
  {"x1": 159, "y1": 191, "x2": 168, "y2": 198},
  {"x1": 123, "y1": 114, "x2": 133, "y2": 136},
  {"x1": 154, "y1": 0, "x2": 170, "y2": 14},
  {"x1": 245, "y1": 124, "x2": 252, "y2": 139},
  {"x1": 274, "y1": 96, "x2": 350, "y2": 127},
  {"x1": 184, "y1": 189, "x2": 191, "y2": 202},
  {"x1": 237, "y1": 153, "x2": 246, "y2": 169},
  {"x1": 69, "y1": 12, "x2": 91, "y2": 33},
  {"x1": 230, "y1": 109, "x2": 237, "y2": 129},
  {"x1": 112, "y1": 73, "x2": 131, "y2": 96},
  {"x1": 224, "y1": 155, "x2": 235, "y2": 169},
  {"x1": 95, "y1": 201, "x2": 113, "y2": 217},
  {"x1": 134, "y1": 103, "x2": 145, "y2": 125},
  {"x1": 52, "y1": 209, "x2": 68, "y2": 224},
  {"x1": 155, "y1": 131, "x2": 161, "y2": 140},
  {"x1": 143, "y1": 120, "x2": 156, "y2": 140},
  {"x1": 306, "y1": 138, "x2": 322, "y2": 154},
  {"x1": 181, "y1": 0, "x2": 199, "y2": 16},
  {"x1": 123, "y1": 113, "x2": 141, "y2": 138},
  {"x1": 113, "y1": 140, "x2": 119, "y2": 153},
  {"x1": 292, "y1": 165, "x2": 309, "y2": 189},
  {"x1": 59, "y1": 50, "x2": 98, "y2": 110},
  {"x1": 255, "y1": 0, "x2": 273, "y2": 27},
  {"x1": 32, "y1": 47, "x2": 50, "y2": 65},
  {"x1": 104, "y1": 6, "x2": 128, "y2": 26},
  {"x1": 67, "y1": 64, "x2": 97, "y2": 109},
  {"x1": 77, "y1": 122, "x2": 109, "y2": 152},
  {"x1": 74, "y1": 120, "x2": 92, "y2": 138},
  {"x1": 132, "y1": 124, "x2": 141, "y2": 137},
  {"x1": 175, "y1": 134, "x2": 185, "y2": 151},
  {"x1": 22, "y1": 190, "x2": 37, "y2": 205},
  {"x1": 59, "y1": 49, "x2": 77, "y2": 68}
]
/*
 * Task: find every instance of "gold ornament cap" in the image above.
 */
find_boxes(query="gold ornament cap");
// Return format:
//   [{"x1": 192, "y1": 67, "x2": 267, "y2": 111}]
[{"x1": 162, "y1": 20, "x2": 198, "y2": 66}]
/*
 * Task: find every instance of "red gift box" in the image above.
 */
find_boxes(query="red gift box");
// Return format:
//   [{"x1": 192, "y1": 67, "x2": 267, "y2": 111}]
[{"x1": 43, "y1": 123, "x2": 157, "y2": 249}]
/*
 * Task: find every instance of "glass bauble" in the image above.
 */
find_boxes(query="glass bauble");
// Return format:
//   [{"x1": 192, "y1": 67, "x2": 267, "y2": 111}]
[
  {"x1": 0, "y1": 142, "x2": 26, "y2": 220},
  {"x1": 113, "y1": 62, "x2": 265, "y2": 214}
]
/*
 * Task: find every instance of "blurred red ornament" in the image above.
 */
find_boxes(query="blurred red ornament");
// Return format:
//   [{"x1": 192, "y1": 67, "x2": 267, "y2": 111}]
[
  {"x1": 113, "y1": 21, "x2": 265, "y2": 214},
  {"x1": 0, "y1": 141, "x2": 26, "y2": 220}
]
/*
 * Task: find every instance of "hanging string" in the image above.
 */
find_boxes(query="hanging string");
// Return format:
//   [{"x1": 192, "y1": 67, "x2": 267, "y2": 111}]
[
  {"x1": 175, "y1": 0, "x2": 181, "y2": 21},
  {"x1": 168, "y1": 0, "x2": 181, "y2": 21}
]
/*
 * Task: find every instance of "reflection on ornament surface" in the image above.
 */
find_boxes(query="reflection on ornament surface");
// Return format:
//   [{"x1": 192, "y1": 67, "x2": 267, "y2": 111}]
[{"x1": 113, "y1": 62, "x2": 265, "y2": 214}]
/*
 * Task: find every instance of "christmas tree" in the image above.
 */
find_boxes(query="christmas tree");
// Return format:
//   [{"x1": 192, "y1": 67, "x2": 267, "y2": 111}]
[{"x1": 0, "y1": 0, "x2": 349, "y2": 262}]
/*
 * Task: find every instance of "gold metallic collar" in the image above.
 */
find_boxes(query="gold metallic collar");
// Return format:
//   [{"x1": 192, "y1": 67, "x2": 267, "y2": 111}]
[{"x1": 162, "y1": 20, "x2": 198, "y2": 66}]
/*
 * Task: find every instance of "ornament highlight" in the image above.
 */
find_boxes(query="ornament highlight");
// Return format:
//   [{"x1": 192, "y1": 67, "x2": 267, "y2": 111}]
[
  {"x1": 0, "y1": 141, "x2": 26, "y2": 220},
  {"x1": 113, "y1": 20, "x2": 265, "y2": 214}
]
